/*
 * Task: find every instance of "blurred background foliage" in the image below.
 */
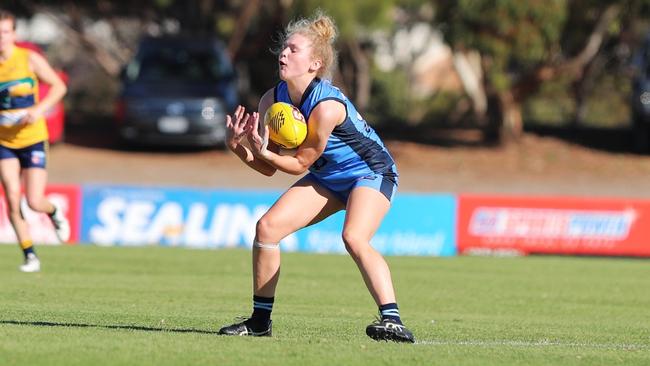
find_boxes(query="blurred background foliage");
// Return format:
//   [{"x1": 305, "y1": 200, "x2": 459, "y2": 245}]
[{"x1": 4, "y1": 0, "x2": 650, "y2": 143}]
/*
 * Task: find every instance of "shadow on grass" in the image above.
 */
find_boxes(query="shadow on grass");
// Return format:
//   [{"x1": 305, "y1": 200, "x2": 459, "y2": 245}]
[{"x1": 0, "y1": 319, "x2": 219, "y2": 335}]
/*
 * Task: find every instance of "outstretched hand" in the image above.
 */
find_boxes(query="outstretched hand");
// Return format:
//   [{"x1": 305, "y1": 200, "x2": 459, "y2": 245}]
[
  {"x1": 247, "y1": 112, "x2": 270, "y2": 158},
  {"x1": 225, "y1": 105, "x2": 254, "y2": 151}
]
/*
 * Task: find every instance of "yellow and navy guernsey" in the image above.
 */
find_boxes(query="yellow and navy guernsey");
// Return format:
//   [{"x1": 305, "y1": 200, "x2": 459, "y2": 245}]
[{"x1": 0, "y1": 46, "x2": 48, "y2": 148}]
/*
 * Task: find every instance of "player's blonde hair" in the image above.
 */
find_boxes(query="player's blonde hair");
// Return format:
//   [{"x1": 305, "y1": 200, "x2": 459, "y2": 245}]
[{"x1": 277, "y1": 11, "x2": 338, "y2": 80}]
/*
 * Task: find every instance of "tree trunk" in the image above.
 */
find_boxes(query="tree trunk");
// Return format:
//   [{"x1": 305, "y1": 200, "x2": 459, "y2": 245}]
[
  {"x1": 499, "y1": 89, "x2": 524, "y2": 140},
  {"x1": 346, "y1": 39, "x2": 371, "y2": 111},
  {"x1": 227, "y1": 0, "x2": 261, "y2": 60},
  {"x1": 483, "y1": 88, "x2": 523, "y2": 144},
  {"x1": 453, "y1": 50, "x2": 487, "y2": 123},
  {"x1": 483, "y1": 92, "x2": 503, "y2": 144}
]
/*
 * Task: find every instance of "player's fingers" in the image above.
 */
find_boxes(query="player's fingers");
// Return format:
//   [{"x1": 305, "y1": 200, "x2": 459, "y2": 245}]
[
  {"x1": 261, "y1": 125, "x2": 269, "y2": 151},
  {"x1": 244, "y1": 113, "x2": 255, "y2": 132},
  {"x1": 251, "y1": 114, "x2": 260, "y2": 137},
  {"x1": 234, "y1": 105, "x2": 244, "y2": 122},
  {"x1": 240, "y1": 113, "x2": 251, "y2": 131},
  {"x1": 234, "y1": 107, "x2": 241, "y2": 124},
  {"x1": 261, "y1": 124, "x2": 269, "y2": 141},
  {"x1": 243, "y1": 112, "x2": 253, "y2": 128},
  {"x1": 242, "y1": 118, "x2": 254, "y2": 133}
]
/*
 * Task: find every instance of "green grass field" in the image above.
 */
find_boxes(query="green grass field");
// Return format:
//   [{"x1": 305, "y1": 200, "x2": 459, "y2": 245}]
[{"x1": 0, "y1": 244, "x2": 649, "y2": 366}]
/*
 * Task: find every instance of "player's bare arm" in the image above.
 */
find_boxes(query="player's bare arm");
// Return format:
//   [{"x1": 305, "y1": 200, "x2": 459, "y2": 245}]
[
  {"x1": 249, "y1": 100, "x2": 344, "y2": 175},
  {"x1": 20, "y1": 51, "x2": 66, "y2": 125}
]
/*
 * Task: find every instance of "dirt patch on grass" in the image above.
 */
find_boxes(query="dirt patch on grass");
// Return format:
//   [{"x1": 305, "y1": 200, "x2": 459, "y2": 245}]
[{"x1": 49, "y1": 126, "x2": 650, "y2": 199}]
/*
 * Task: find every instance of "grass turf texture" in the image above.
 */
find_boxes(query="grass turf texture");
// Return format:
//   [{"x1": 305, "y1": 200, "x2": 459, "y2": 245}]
[{"x1": 0, "y1": 245, "x2": 649, "y2": 366}]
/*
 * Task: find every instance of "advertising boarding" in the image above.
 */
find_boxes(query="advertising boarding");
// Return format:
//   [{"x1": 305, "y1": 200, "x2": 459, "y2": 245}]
[
  {"x1": 299, "y1": 194, "x2": 457, "y2": 256},
  {"x1": 458, "y1": 194, "x2": 650, "y2": 257},
  {"x1": 81, "y1": 185, "x2": 457, "y2": 256}
]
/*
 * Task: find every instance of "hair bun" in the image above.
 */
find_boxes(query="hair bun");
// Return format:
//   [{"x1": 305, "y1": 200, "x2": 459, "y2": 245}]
[{"x1": 312, "y1": 15, "x2": 337, "y2": 44}]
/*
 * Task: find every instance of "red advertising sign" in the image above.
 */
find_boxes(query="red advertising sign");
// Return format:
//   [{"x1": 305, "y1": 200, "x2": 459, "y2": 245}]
[
  {"x1": 458, "y1": 194, "x2": 650, "y2": 257},
  {"x1": 0, "y1": 184, "x2": 81, "y2": 245}
]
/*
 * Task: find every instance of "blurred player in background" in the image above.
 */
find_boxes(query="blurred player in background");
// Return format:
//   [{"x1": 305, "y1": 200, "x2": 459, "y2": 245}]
[
  {"x1": 0, "y1": 9, "x2": 70, "y2": 272},
  {"x1": 219, "y1": 11, "x2": 415, "y2": 343}
]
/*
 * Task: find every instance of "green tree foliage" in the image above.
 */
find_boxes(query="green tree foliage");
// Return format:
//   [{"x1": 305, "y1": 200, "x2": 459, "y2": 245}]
[
  {"x1": 434, "y1": 1, "x2": 568, "y2": 139},
  {"x1": 437, "y1": 1, "x2": 567, "y2": 92},
  {"x1": 8, "y1": 0, "x2": 649, "y2": 137},
  {"x1": 434, "y1": 0, "x2": 650, "y2": 141},
  {"x1": 287, "y1": 0, "x2": 394, "y2": 38}
]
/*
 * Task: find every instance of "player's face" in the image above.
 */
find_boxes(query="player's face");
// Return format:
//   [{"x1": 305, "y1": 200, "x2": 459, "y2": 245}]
[
  {"x1": 278, "y1": 33, "x2": 319, "y2": 81},
  {"x1": 0, "y1": 19, "x2": 15, "y2": 55}
]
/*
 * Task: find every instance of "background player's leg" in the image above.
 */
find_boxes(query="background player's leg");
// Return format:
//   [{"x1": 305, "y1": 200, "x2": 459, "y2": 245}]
[
  {"x1": 0, "y1": 159, "x2": 30, "y2": 243},
  {"x1": 23, "y1": 167, "x2": 70, "y2": 243},
  {"x1": 0, "y1": 159, "x2": 38, "y2": 271},
  {"x1": 23, "y1": 168, "x2": 54, "y2": 213}
]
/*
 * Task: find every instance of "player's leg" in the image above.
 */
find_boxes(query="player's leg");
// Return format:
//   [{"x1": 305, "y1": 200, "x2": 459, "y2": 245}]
[
  {"x1": 342, "y1": 186, "x2": 395, "y2": 304},
  {"x1": 23, "y1": 167, "x2": 70, "y2": 243},
  {"x1": 22, "y1": 142, "x2": 70, "y2": 243},
  {"x1": 0, "y1": 157, "x2": 38, "y2": 271},
  {"x1": 254, "y1": 175, "x2": 344, "y2": 297},
  {"x1": 219, "y1": 175, "x2": 344, "y2": 336},
  {"x1": 342, "y1": 178, "x2": 415, "y2": 343},
  {"x1": 22, "y1": 168, "x2": 53, "y2": 213}
]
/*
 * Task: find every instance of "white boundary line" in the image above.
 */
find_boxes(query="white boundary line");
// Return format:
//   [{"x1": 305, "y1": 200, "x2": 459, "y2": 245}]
[{"x1": 415, "y1": 339, "x2": 648, "y2": 350}]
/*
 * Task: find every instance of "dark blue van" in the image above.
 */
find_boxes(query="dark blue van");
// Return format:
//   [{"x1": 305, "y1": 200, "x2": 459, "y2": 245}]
[{"x1": 115, "y1": 35, "x2": 237, "y2": 147}]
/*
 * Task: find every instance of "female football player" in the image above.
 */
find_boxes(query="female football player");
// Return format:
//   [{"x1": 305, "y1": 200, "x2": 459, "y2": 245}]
[
  {"x1": 0, "y1": 9, "x2": 70, "y2": 272},
  {"x1": 219, "y1": 11, "x2": 414, "y2": 343}
]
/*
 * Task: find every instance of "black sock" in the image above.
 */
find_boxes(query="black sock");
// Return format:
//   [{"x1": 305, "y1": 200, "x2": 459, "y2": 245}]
[
  {"x1": 379, "y1": 303, "x2": 402, "y2": 324},
  {"x1": 250, "y1": 295, "x2": 274, "y2": 328}
]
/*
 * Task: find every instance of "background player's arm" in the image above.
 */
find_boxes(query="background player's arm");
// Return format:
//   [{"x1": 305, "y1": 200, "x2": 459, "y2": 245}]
[
  {"x1": 21, "y1": 51, "x2": 67, "y2": 124},
  {"x1": 227, "y1": 89, "x2": 278, "y2": 176},
  {"x1": 251, "y1": 100, "x2": 344, "y2": 175}
]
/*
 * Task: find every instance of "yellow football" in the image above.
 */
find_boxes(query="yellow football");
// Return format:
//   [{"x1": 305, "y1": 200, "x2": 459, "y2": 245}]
[{"x1": 264, "y1": 102, "x2": 307, "y2": 149}]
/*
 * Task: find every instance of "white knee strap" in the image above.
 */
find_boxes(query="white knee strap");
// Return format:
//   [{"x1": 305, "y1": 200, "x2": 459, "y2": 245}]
[{"x1": 253, "y1": 240, "x2": 279, "y2": 250}]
